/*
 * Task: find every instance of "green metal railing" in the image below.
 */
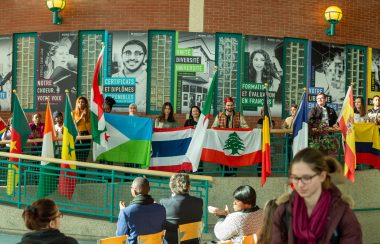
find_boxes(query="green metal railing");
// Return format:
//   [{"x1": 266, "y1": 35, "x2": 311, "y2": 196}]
[{"x1": 0, "y1": 150, "x2": 213, "y2": 233}]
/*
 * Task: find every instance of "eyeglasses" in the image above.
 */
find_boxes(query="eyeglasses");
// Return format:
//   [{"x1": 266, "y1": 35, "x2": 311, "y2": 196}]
[
  {"x1": 122, "y1": 50, "x2": 144, "y2": 58},
  {"x1": 52, "y1": 211, "x2": 63, "y2": 220},
  {"x1": 288, "y1": 173, "x2": 319, "y2": 184}
]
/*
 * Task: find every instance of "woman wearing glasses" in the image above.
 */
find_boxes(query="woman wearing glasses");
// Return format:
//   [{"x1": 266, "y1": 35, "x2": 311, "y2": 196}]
[
  {"x1": 271, "y1": 148, "x2": 362, "y2": 244},
  {"x1": 20, "y1": 198, "x2": 78, "y2": 244}
]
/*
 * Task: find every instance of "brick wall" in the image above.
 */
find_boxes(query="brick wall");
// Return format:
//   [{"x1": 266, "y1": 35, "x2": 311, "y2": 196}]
[{"x1": 204, "y1": 0, "x2": 380, "y2": 48}]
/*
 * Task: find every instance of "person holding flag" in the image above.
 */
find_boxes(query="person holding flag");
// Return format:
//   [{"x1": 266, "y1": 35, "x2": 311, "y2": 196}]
[{"x1": 212, "y1": 96, "x2": 249, "y2": 176}]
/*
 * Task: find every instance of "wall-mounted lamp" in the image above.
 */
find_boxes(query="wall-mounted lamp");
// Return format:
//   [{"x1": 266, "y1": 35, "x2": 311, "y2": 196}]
[
  {"x1": 46, "y1": 0, "x2": 66, "y2": 25},
  {"x1": 324, "y1": 6, "x2": 343, "y2": 36}
]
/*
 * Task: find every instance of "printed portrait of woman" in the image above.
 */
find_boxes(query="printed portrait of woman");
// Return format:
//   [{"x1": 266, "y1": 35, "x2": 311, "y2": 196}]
[
  {"x1": 43, "y1": 36, "x2": 78, "y2": 94},
  {"x1": 248, "y1": 49, "x2": 281, "y2": 94}
]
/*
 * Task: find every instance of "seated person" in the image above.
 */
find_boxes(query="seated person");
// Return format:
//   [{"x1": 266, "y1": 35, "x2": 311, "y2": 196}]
[
  {"x1": 116, "y1": 177, "x2": 166, "y2": 244},
  {"x1": 155, "y1": 102, "x2": 178, "y2": 128},
  {"x1": 282, "y1": 104, "x2": 297, "y2": 129},
  {"x1": 367, "y1": 95, "x2": 380, "y2": 125},
  {"x1": 20, "y1": 198, "x2": 78, "y2": 244},
  {"x1": 209, "y1": 185, "x2": 263, "y2": 243},
  {"x1": 1, "y1": 118, "x2": 12, "y2": 147},
  {"x1": 160, "y1": 173, "x2": 203, "y2": 244}
]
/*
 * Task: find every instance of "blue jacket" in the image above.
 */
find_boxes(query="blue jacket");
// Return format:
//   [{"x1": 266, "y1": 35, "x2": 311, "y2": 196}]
[{"x1": 116, "y1": 202, "x2": 166, "y2": 244}]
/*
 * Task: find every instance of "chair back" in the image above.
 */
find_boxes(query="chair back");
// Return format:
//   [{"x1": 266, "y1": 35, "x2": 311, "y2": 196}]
[
  {"x1": 219, "y1": 234, "x2": 257, "y2": 244},
  {"x1": 241, "y1": 234, "x2": 256, "y2": 244},
  {"x1": 177, "y1": 221, "x2": 203, "y2": 243},
  {"x1": 137, "y1": 230, "x2": 165, "y2": 244},
  {"x1": 97, "y1": 235, "x2": 127, "y2": 244}
]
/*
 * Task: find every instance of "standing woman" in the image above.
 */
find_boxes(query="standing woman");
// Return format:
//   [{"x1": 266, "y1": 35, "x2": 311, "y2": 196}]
[
  {"x1": 155, "y1": 102, "x2": 178, "y2": 128},
  {"x1": 184, "y1": 105, "x2": 201, "y2": 128},
  {"x1": 272, "y1": 148, "x2": 362, "y2": 244},
  {"x1": 354, "y1": 97, "x2": 366, "y2": 123},
  {"x1": 73, "y1": 96, "x2": 91, "y2": 162},
  {"x1": 20, "y1": 198, "x2": 78, "y2": 244}
]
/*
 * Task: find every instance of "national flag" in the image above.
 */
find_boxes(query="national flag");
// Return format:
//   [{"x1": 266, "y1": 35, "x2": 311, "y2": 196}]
[
  {"x1": 58, "y1": 95, "x2": 78, "y2": 199},
  {"x1": 150, "y1": 127, "x2": 193, "y2": 172},
  {"x1": 355, "y1": 123, "x2": 380, "y2": 169},
  {"x1": 201, "y1": 128, "x2": 262, "y2": 166},
  {"x1": 338, "y1": 85, "x2": 356, "y2": 182},
  {"x1": 37, "y1": 100, "x2": 58, "y2": 198},
  {"x1": 91, "y1": 46, "x2": 105, "y2": 148},
  {"x1": 7, "y1": 93, "x2": 31, "y2": 195},
  {"x1": 185, "y1": 70, "x2": 217, "y2": 172},
  {"x1": 0, "y1": 117, "x2": 6, "y2": 134},
  {"x1": 292, "y1": 92, "x2": 308, "y2": 156},
  {"x1": 261, "y1": 87, "x2": 271, "y2": 187},
  {"x1": 94, "y1": 113, "x2": 152, "y2": 167}
]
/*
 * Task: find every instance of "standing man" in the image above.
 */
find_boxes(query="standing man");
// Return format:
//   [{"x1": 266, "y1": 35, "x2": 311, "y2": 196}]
[
  {"x1": 367, "y1": 95, "x2": 380, "y2": 124},
  {"x1": 212, "y1": 97, "x2": 249, "y2": 176},
  {"x1": 308, "y1": 92, "x2": 338, "y2": 128},
  {"x1": 113, "y1": 40, "x2": 147, "y2": 110},
  {"x1": 282, "y1": 104, "x2": 298, "y2": 129},
  {"x1": 116, "y1": 177, "x2": 166, "y2": 244},
  {"x1": 160, "y1": 173, "x2": 203, "y2": 244}
]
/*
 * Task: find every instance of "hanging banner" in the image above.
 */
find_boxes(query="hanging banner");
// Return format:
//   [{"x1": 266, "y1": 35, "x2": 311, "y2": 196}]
[
  {"x1": 106, "y1": 31, "x2": 148, "y2": 111},
  {"x1": 175, "y1": 32, "x2": 215, "y2": 114},
  {"x1": 309, "y1": 42, "x2": 345, "y2": 112},
  {"x1": 37, "y1": 32, "x2": 78, "y2": 111},
  {"x1": 0, "y1": 35, "x2": 12, "y2": 111},
  {"x1": 242, "y1": 36, "x2": 284, "y2": 117},
  {"x1": 368, "y1": 48, "x2": 380, "y2": 108}
]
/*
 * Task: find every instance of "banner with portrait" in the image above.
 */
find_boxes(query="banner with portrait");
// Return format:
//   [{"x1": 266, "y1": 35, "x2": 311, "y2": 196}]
[
  {"x1": 175, "y1": 32, "x2": 215, "y2": 114},
  {"x1": 309, "y1": 42, "x2": 345, "y2": 112},
  {"x1": 37, "y1": 32, "x2": 78, "y2": 111},
  {"x1": 369, "y1": 48, "x2": 380, "y2": 109},
  {"x1": 0, "y1": 35, "x2": 12, "y2": 111},
  {"x1": 105, "y1": 31, "x2": 148, "y2": 112},
  {"x1": 242, "y1": 36, "x2": 284, "y2": 117}
]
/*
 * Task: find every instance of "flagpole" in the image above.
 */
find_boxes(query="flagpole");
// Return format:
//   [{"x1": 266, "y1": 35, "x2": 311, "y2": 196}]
[{"x1": 65, "y1": 89, "x2": 79, "y2": 134}]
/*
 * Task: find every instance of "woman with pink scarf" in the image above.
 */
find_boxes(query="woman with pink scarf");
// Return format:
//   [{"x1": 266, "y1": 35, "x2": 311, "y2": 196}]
[{"x1": 271, "y1": 148, "x2": 362, "y2": 244}]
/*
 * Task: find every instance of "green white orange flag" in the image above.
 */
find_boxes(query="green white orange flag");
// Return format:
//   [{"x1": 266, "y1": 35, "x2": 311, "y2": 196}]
[
  {"x1": 185, "y1": 69, "x2": 217, "y2": 171},
  {"x1": 37, "y1": 100, "x2": 58, "y2": 198},
  {"x1": 261, "y1": 87, "x2": 272, "y2": 187},
  {"x1": 58, "y1": 95, "x2": 78, "y2": 199},
  {"x1": 338, "y1": 85, "x2": 356, "y2": 182},
  {"x1": 91, "y1": 46, "x2": 105, "y2": 148},
  {"x1": 7, "y1": 93, "x2": 31, "y2": 195}
]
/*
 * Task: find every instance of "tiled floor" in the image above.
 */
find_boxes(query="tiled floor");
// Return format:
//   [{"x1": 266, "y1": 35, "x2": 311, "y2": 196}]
[{"x1": 0, "y1": 233, "x2": 96, "y2": 244}]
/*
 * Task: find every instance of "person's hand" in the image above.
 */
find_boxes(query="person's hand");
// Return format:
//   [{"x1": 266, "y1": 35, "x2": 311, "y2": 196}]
[
  {"x1": 119, "y1": 201, "x2": 126, "y2": 210},
  {"x1": 208, "y1": 205, "x2": 228, "y2": 216}
]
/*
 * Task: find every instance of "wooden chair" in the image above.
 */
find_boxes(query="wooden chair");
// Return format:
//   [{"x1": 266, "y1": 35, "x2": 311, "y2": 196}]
[
  {"x1": 219, "y1": 233, "x2": 257, "y2": 244},
  {"x1": 137, "y1": 230, "x2": 166, "y2": 244},
  {"x1": 177, "y1": 221, "x2": 203, "y2": 243},
  {"x1": 97, "y1": 235, "x2": 127, "y2": 244}
]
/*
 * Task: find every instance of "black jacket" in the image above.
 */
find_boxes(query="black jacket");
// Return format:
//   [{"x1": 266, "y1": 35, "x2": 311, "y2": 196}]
[
  {"x1": 20, "y1": 229, "x2": 78, "y2": 244},
  {"x1": 160, "y1": 194, "x2": 203, "y2": 244},
  {"x1": 308, "y1": 105, "x2": 338, "y2": 128}
]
